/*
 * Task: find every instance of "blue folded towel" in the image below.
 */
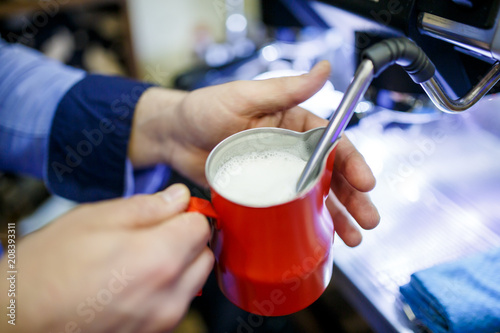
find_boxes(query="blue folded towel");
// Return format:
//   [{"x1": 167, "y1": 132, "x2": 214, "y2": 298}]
[{"x1": 400, "y1": 247, "x2": 500, "y2": 333}]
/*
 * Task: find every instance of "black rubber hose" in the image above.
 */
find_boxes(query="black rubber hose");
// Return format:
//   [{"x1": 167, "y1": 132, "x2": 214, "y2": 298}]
[{"x1": 361, "y1": 37, "x2": 436, "y2": 83}]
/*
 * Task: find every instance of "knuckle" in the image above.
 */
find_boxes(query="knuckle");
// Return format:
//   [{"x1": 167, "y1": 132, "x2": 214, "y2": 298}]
[
  {"x1": 201, "y1": 247, "x2": 215, "y2": 269},
  {"x1": 340, "y1": 149, "x2": 358, "y2": 176},
  {"x1": 183, "y1": 212, "x2": 211, "y2": 240},
  {"x1": 143, "y1": 245, "x2": 184, "y2": 281},
  {"x1": 363, "y1": 209, "x2": 381, "y2": 230},
  {"x1": 157, "y1": 261, "x2": 183, "y2": 281},
  {"x1": 127, "y1": 195, "x2": 164, "y2": 221},
  {"x1": 343, "y1": 193, "x2": 357, "y2": 210}
]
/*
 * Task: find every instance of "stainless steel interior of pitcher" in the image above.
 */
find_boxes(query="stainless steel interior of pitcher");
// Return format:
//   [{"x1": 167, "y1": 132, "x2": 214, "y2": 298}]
[{"x1": 205, "y1": 127, "x2": 330, "y2": 195}]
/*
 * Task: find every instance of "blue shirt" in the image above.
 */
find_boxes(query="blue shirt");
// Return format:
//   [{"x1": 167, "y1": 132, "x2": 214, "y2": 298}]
[{"x1": 0, "y1": 39, "x2": 170, "y2": 202}]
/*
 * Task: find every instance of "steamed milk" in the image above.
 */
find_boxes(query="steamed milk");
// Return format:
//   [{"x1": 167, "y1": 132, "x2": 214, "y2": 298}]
[{"x1": 213, "y1": 150, "x2": 307, "y2": 206}]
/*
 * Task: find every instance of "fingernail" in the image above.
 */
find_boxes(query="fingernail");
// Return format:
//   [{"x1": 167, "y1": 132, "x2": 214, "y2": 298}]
[{"x1": 160, "y1": 184, "x2": 189, "y2": 204}]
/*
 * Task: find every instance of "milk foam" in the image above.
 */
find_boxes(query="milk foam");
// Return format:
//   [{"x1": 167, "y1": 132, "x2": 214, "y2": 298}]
[{"x1": 213, "y1": 150, "x2": 307, "y2": 206}]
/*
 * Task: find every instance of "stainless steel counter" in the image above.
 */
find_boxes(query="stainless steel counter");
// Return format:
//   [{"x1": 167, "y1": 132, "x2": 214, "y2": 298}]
[{"x1": 333, "y1": 98, "x2": 500, "y2": 332}]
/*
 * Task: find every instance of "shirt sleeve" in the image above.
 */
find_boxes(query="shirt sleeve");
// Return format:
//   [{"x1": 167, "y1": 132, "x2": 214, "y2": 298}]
[
  {"x1": 47, "y1": 74, "x2": 171, "y2": 202},
  {"x1": 0, "y1": 39, "x2": 171, "y2": 202},
  {"x1": 0, "y1": 39, "x2": 85, "y2": 177}
]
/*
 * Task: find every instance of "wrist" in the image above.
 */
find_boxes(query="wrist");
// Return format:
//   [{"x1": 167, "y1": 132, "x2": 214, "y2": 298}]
[{"x1": 128, "y1": 87, "x2": 188, "y2": 168}]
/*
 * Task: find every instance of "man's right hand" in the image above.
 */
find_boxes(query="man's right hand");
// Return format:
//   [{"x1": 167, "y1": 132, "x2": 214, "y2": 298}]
[{"x1": 0, "y1": 184, "x2": 213, "y2": 333}]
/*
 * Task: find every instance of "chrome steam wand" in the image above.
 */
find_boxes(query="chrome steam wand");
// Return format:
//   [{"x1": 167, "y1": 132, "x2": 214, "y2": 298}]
[{"x1": 296, "y1": 37, "x2": 500, "y2": 193}]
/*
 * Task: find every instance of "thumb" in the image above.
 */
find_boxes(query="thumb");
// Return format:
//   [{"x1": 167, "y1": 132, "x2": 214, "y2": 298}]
[
  {"x1": 86, "y1": 183, "x2": 192, "y2": 229},
  {"x1": 236, "y1": 60, "x2": 331, "y2": 115}
]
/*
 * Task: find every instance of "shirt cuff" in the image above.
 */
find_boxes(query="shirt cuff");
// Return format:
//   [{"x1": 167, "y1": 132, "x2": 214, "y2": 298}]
[{"x1": 46, "y1": 74, "x2": 170, "y2": 202}]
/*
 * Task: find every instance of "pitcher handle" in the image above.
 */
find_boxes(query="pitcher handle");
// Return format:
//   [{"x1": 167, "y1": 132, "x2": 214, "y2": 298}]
[
  {"x1": 186, "y1": 197, "x2": 218, "y2": 297},
  {"x1": 187, "y1": 197, "x2": 219, "y2": 229}
]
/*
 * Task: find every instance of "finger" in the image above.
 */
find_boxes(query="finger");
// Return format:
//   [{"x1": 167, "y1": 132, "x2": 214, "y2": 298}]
[
  {"x1": 335, "y1": 135, "x2": 376, "y2": 192},
  {"x1": 234, "y1": 61, "x2": 331, "y2": 116},
  {"x1": 173, "y1": 247, "x2": 214, "y2": 299},
  {"x1": 79, "y1": 183, "x2": 191, "y2": 229},
  {"x1": 152, "y1": 211, "x2": 211, "y2": 274},
  {"x1": 281, "y1": 109, "x2": 376, "y2": 193},
  {"x1": 330, "y1": 172, "x2": 380, "y2": 231},
  {"x1": 326, "y1": 191, "x2": 362, "y2": 247},
  {"x1": 282, "y1": 106, "x2": 376, "y2": 192},
  {"x1": 143, "y1": 248, "x2": 214, "y2": 333},
  {"x1": 278, "y1": 106, "x2": 329, "y2": 132}
]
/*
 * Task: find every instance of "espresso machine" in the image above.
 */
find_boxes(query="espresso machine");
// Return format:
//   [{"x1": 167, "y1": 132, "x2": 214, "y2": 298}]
[
  {"x1": 263, "y1": 0, "x2": 500, "y2": 110},
  {"x1": 260, "y1": 1, "x2": 500, "y2": 332}
]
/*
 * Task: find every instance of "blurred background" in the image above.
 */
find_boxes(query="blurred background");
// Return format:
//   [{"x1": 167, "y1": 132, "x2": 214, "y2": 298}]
[{"x1": 1, "y1": 1, "x2": 499, "y2": 332}]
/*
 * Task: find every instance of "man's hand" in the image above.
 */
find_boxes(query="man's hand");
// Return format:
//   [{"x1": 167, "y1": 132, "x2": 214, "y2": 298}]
[
  {"x1": 0, "y1": 184, "x2": 212, "y2": 333},
  {"x1": 129, "y1": 61, "x2": 380, "y2": 247}
]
